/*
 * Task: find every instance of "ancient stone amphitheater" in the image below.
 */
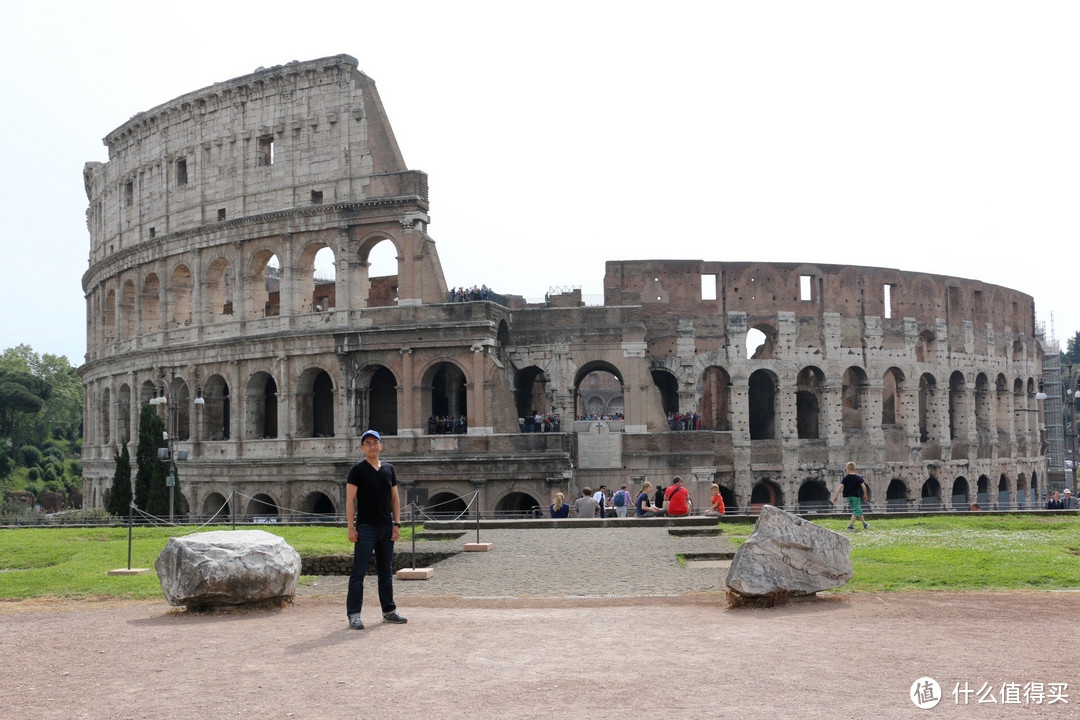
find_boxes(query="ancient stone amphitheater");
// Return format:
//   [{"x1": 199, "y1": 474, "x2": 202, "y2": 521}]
[{"x1": 79, "y1": 55, "x2": 1048, "y2": 520}]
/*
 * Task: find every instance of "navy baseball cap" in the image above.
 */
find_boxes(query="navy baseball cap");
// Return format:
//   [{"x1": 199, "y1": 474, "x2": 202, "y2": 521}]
[{"x1": 360, "y1": 430, "x2": 382, "y2": 442}]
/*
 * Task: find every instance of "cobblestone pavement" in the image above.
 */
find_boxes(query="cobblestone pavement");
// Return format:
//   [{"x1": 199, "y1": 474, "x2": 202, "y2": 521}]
[{"x1": 301, "y1": 525, "x2": 736, "y2": 600}]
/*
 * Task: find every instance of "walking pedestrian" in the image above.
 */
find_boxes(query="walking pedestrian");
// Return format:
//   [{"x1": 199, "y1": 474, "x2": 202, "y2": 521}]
[{"x1": 832, "y1": 461, "x2": 869, "y2": 531}]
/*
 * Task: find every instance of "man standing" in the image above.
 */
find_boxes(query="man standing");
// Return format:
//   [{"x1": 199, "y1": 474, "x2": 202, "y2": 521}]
[
  {"x1": 832, "y1": 461, "x2": 869, "y2": 531},
  {"x1": 663, "y1": 476, "x2": 691, "y2": 516},
  {"x1": 594, "y1": 484, "x2": 607, "y2": 518},
  {"x1": 346, "y1": 430, "x2": 408, "y2": 629},
  {"x1": 1063, "y1": 488, "x2": 1074, "y2": 509}
]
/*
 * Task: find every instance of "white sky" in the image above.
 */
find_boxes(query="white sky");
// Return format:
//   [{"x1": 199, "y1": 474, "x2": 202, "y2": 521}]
[{"x1": 3, "y1": 1, "x2": 1078, "y2": 366}]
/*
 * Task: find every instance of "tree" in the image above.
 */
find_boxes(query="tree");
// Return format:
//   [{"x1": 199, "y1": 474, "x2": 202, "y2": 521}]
[
  {"x1": 134, "y1": 404, "x2": 164, "y2": 511},
  {"x1": 0, "y1": 371, "x2": 48, "y2": 462},
  {"x1": 1066, "y1": 331, "x2": 1080, "y2": 366},
  {"x1": 107, "y1": 443, "x2": 133, "y2": 517}
]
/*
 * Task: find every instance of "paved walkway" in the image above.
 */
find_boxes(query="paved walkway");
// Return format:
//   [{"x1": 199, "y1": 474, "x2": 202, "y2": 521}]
[{"x1": 301, "y1": 525, "x2": 737, "y2": 600}]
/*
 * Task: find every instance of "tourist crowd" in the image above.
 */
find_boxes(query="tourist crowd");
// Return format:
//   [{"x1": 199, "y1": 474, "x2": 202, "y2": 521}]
[
  {"x1": 520, "y1": 413, "x2": 561, "y2": 432},
  {"x1": 667, "y1": 411, "x2": 702, "y2": 430},
  {"x1": 427, "y1": 415, "x2": 468, "y2": 434},
  {"x1": 449, "y1": 285, "x2": 491, "y2": 302}
]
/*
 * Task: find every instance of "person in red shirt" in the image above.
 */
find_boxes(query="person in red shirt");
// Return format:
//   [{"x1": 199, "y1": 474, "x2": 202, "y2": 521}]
[
  {"x1": 664, "y1": 476, "x2": 691, "y2": 516},
  {"x1": 705, "y1": 483, "x2": 725, "y2": 516}
]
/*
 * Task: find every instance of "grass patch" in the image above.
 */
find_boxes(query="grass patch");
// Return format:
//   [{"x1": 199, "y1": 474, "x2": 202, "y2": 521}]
[
  {"x1": 721, "y1": 514, "x2": 1080, "y2": 593},
  {"x1": 0, "y1": 525, "x2": 411, "y2": 601}
]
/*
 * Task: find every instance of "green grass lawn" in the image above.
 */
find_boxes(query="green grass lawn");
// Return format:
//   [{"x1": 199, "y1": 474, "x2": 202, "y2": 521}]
[
  {"x1": 1, "y1": 516, "x2": 1078, "y2": 601},
  {"x1": 721, "y1": 514, "x2": 1080, "y2": 593}
]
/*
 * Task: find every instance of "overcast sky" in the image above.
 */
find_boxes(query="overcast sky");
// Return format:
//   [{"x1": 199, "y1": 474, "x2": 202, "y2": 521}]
[{"x1": 3, "y1": 1, "x2": 1078, "y2": 366}]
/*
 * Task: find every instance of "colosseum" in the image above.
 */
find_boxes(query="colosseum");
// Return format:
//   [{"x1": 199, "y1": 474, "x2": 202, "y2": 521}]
[{"x1": 79, "y1": 54, "x2": 1049, "y2": 520}]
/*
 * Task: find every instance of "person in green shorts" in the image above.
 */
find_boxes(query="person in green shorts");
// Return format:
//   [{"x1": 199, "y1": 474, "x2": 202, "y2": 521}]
[{"x1": 833, "y1": 461, "x2": 869, "y2": 531}]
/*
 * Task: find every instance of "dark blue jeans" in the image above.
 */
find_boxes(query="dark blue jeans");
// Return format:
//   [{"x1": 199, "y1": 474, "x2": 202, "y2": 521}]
[{"x1": 346, "y1": 524, "x2": 396, "y2": 617}]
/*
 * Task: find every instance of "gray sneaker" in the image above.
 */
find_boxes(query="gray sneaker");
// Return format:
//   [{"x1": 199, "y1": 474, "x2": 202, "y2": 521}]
[
  {"x1": 382, "y1": 611, "x2": 408, "y2": 624},
  {"x1": 348, "y1": 615, "x2": 365, "y2": 630}
]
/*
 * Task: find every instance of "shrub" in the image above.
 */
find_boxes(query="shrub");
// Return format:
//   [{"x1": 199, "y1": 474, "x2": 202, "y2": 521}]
[
  {"x1": 27, "y1": 467, "x2": 40, "y2": 481},
  {"x1": 19, "y1": 445, "x2": 43, "y2": 468},
  {"x1": 42, "y1": 466, "x2": 57, "y2": 484}
]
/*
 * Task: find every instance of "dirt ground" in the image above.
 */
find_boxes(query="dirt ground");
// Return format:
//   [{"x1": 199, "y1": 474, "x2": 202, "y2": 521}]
[{"x1": 2, "y1": 590, "x2": 1079, "y2": 719}]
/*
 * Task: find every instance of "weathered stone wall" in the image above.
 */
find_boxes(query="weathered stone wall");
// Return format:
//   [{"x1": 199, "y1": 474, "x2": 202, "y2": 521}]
[{"x1": 78, "y1": 56, "x2": 1048, "y2": 521}]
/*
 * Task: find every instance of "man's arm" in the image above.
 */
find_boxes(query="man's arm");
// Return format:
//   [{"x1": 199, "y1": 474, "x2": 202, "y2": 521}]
[
  {"x1": 346, "y1": 482, "x2": 358, "y2": 542},
  {"x1": 390, "y1": 485, "x2": 401, "y2": 539}
]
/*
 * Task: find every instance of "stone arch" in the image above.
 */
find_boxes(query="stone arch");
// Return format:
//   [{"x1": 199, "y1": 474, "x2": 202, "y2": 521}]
[
  {"x1": 920, "y1": 476, "x2": 942, "y2": 510},
  {"x1": 651, "y1": 368, "x2": 679, "y2": 416},
  {"x1": 356, "y1": 233, "x2": 401, "y2": 309},
  {"x1": 951, "y1": 476, "x2": 970, "y2": 510},
  {"x1": 994, "y1": 373, "x2": 1011, "y2": 435},
  {"x1": 245, "y1": 492, "x2": 279, "y2": 520},
  {"x1": 169, "y1": 377, "x2": 191, "y2": 441},
  {"x1": 948, "y1": 371, "x2": 968, "y2": 441},
  {"x1": 204, "y1": 256, "x2": 233, "y2": 320},
  {"x1": 117, "y1": 384, "x2": 131, "y2": 444},
  {"x1": 977, "y1": 474, "x2": 990, "y2": 506},
  {"x1": 297, "y1": 241, "x2": 337, "y2": 314},
  {"x1": 141, "y1": 273, "x2": 161, "y2": 334},
  {"x1": 749, "y1": 478, "x2": 782, "y2": 510},
  {"x1": 574, "y1": 361, "x2": 624, "y2": 419},
  {"x1": 169, "y1": 264, "x2": 193, "y2": 327},
  {"x1": 916, "y1": 329, "x2": 937, "y2": 362},
  {"x1": 201, "y1": 373, "x2": 231, "y2": 441},
  {"x1": 516, "y1": 365, "x2": 551, "y2": 422},
  {"x1": 698, "y1": 366, "x2": 731, "y2": 431},
  {"x1": 748, "y1": 369, "x2": 778, "y2": 440},
  {"x1": 796, "y1": 366, "x2": 824, "y2": 439},
  {"x1": 139, "y1": 378, "x2": 156, "y2": 407},
  {"x1": 998, "y1": 473, "x2": 1010, "y2": 508},
  {"x1": 747, "y1": 323, "x2": 777, "y2": 360},
  {"x1": 246, "y1": 247, "x2": 281, "y2": 319},
  {"x1": 886, "y1": 478, "x2": 909, "y2": 511},
  {"x1": 918, "y1": 373, "x2": 937, "y2": 443},
  {"x1": 300, "y1": 491, "x2": 336, "y2": 515},
  {"x1": 796, "y1": 478, "x2": 831, "y2": 513},
  {"x1": 120, "y1": 279, "x2": 136, "y2": 338},
  {"x1": 103, "y1": 288, "x2": 116, "y2": 343},
  {"x1": 100, "y1": 386, "x2": 112, "y2": 445},
  {"x1": 418, "y1": 360, "x2": 468, "y2": 424},
  {"x1": 245, "y1": 371, "x2": 278, "y2": 439},
  {"x1": 426, "y1": 491, "x2": 469, "y2": 519},
  {"x1": 367, "y1": 366, "x2": 398, "y2": 436},
  {"x1": 297, "y1": 367, "x2": 335, "y2": 438},
  {"x1": 494, "y1": 490, "x2": 542, "y2": 518},
  {"x1": 200, "y1": 491, "x2": 231, "y2": 520},
  {"x1": 841, "y1": 366, "x2": 868, "y2": 431},
  {"x1": 882, "y1": 367, "x2": 905, "y2": 426}
]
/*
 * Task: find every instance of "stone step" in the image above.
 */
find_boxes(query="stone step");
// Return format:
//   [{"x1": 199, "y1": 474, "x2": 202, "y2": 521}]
[{"x1": 668, "y1": 527, "x2": 724, "y2": 537}]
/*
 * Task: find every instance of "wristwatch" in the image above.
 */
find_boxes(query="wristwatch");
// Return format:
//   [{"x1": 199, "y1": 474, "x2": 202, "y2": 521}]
[{"x1": 393, "y1": 521, "x2": 401, "y2": 527}]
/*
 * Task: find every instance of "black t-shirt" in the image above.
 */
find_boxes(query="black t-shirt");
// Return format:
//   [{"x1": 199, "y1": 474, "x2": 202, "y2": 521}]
[
  {"x1": 347, "y1": 459, "x2": 398, "y2": 525},
  {"x1": 840, "y1": 473, "x2": 865, "y2": 498}
]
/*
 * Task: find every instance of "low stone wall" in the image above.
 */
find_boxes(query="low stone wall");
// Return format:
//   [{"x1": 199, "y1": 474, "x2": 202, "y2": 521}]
[{"x1": 302, "y1": 550, "x2": 458, "y2": 575}]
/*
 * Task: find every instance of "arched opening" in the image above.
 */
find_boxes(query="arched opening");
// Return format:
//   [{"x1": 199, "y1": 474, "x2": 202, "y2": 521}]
[
  {"x1": 998, "y1": 473, "x2": 1009, "y2": 509},
  {"x1": 312, "y1": 246, "x2": 337, "y2": 312},
  {"x1": 170, "y1": 378, "x2": 190, "y2": 440},
  {"x1": 494, "y1": 491, "x2": 541, "y2": 518},
  {"x1": 974, "y1": 373, "x2": 991, "y2": 445},
  {"x1": 426, "y1": 492, "x2": 469, "y2": 519},
  {"x1": 247, "y1": 250, "x2": 281, "y2": 318},
  {"x1": 428, "y1": 362, "x2": 468, "y2": 423},
  {"x1": 101, "y1": 386, "x2": 111, "y2": 444},
  {"x1": 368, "y1": 367, "x2": 398, "y2": 436},
  {"x1": 918, "y1": 374, "x2": 937, "y2": 443},
  {"x1": 977, "y1": 475, "x2": 990, "y2": 507},
  {"x1": 746, "y1": 325, "x2": 775, "y2": 359},
  {"x1": 948, "y1": 371, "x2": 968, "y2": 441},
  {"x1": 201, "y1": 492, "x2": 230, "y2": 522},
  {"x1": 142, "y1": 274, "x2": 161, "y2": 334},
  {"x1": 300, "y1": 491, "x2": 336, "y2": 516},
  {"x1": 749, "y1": 479, "x2": 781, "y2": 511},
  {"x1": 246, "y1": 493, "x2": 279, "y2": 521},
  {"x1": 841, "y1": 366, "x2": 867, "y2": 431},
  {"x1": 797, "y1": 479, "x2": 831, "y2": 513},
  {"x1": 313, "y1": 371, "x2": 335, "y2": 437},
  {"x1": 120, "y1": 280, "x2": 136, "y2": 338},
  {"x1": 117, "y1": 384, "x2": 131, "y2": 444},
  {"x1": 575, "y1": 363, "x2": 624, "y2": 420},
  {"x1": 951, "y1": 476, "x2": 970, "y2": 510},
  {"x1": 748, "y1": 369, "x2": 777, "y2": 440},
  {"x1": 886, "y1": 478, "x2": 908, "y2": 512},
  {"x1": 204, "y1": 256, "x2": 233, "y2": 320},
  {"x1": 515, "y1": 366, "x2": 551, "y2": 429},
  {"x1": 202, "y1": 374, "x2": 230, "y2": 441},
  {"x1": 103, "y1": 289, "x2": 116, "y2": 343},
  {"x1": 915, "y1": 330, "x2": 936, "y2": 363},
  {"x1": 169, "y1": 264, "x2": 193, "y2": 327},
  {"x1": 651, "y1": 369, "x2": 679, "y2": 417},
  {"x1": 920, "y1": 477, "x2": 942, "y2": 510},
  {"x1": 699, "y1": 366, "x2": 731, "y2": 431},
  {"x1": 245, "y1": 372, "x2": 278, "y2": 439},
  {"x1": 882, "y1": 367, "x2": 904, "y2": 426},
  {"x1": 361, "y1": 238, "x2": 400, "y2": 309},
  {"x1": 796, "y1": 366, "x2": 823, "y2": 439}
]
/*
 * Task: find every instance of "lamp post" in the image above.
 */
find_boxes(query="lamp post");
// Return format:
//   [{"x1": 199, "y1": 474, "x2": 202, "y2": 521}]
[{"x1": 150, "y1": 372, "x2": 203, "y2": 522}]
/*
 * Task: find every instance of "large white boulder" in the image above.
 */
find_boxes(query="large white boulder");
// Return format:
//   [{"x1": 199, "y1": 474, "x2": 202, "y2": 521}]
[
  {"x1": 725, "y1": 505, "x2": 853, "y2": 599},
  {"x1": 155, "y1": 529, "x2": 301, "y2": 608}
]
